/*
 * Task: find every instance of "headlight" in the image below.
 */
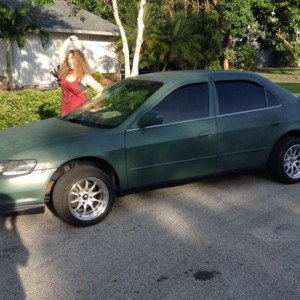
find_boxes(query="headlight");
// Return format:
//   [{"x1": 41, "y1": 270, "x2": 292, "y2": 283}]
[{"x1": 0, "y1": 160, "x2": 37, "y2": 175}]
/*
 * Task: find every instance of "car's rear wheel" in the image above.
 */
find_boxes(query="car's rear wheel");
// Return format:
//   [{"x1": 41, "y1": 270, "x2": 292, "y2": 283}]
[
  {"x1": 52, "y1": 165, "x2": 115, "y2": 227},
  {"x1": 268, "y1": 136, "x2": 300, "y2": 183}
]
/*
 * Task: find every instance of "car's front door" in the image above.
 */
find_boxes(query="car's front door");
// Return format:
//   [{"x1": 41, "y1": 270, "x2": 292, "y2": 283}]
[{"x1": 125, "y1": 82, "x2": 218, "y2": 188}]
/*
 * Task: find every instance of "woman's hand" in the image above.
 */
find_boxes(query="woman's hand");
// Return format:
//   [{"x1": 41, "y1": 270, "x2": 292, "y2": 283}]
[
  {"x1": 69, "y1": 35, "x2": 78, "y2": 42},
  {"x1": 59, "y1": 36, "x2": 79, "y2": 63}
]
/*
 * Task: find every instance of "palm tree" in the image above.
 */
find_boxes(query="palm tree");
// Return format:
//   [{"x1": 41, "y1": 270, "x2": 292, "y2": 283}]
[
  {"x1": 190, "y1": 12, "x2": 222, "y2": 69},
  {"x1": 0, "y1": 3, "x2": 48, "y2": 90},
  {"x1": 151, "y1": 13, "x2": 200, "y2": 71},
  {"x1": 112, "y1": 3, "x2": 221, "y2": 72}
]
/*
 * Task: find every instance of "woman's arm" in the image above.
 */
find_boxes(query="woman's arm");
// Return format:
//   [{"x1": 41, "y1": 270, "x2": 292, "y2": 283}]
[
  {"x1": 83, "y1": 74, "x2": 104, "y2": 99},
  {"x1": 58, "y1": 35, "x2": 78, "y2": 63}
]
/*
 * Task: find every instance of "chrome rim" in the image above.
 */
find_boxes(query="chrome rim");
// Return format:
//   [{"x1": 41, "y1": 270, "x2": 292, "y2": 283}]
[
  {"x1": 283, "y1": 144, "x2": 300, "y2": 179},
  {"x1": 68, "y1": 177, "x2": 109, "y2": 221}
]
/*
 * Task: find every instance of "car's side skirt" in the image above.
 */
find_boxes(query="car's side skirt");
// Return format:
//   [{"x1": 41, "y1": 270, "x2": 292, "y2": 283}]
[{"x1": 0, "y1": 203, "x2": 45, "y2": 216}]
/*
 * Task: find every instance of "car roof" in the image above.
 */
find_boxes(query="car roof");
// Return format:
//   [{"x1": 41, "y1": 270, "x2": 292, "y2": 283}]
[{"x1": 130, "y1": 70, "x2": 262, "y2": 84}]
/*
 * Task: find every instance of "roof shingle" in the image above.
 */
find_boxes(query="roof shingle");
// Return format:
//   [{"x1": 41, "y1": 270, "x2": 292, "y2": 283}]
[{"x1": 0, "y1": 0, "x2": 119, "y2": 36}]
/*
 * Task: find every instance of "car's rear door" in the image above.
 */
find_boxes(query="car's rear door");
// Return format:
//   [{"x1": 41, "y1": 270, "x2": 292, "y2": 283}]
[
  {"x1": 125, "y1": 82, "x2": 217, "y2": 188},
  {"x1": 212, "y1": 77, "x2": 287, "y2": 172}
]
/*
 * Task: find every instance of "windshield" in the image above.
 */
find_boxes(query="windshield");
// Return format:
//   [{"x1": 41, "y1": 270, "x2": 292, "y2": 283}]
[{"x1": 63, "y1": 79, "x2": 162, "y2": 128}]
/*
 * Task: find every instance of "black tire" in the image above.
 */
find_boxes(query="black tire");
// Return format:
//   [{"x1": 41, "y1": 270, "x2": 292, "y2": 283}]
[
  {"x1": 52, "y1": 165, "x2": 115, "y2": 227},
  {"x1": 268, "y1": 136, "x2": 300, "y2": 184}
]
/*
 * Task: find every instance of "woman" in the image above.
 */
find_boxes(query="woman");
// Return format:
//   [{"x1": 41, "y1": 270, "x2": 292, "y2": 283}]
[{"x1": 58, "y1": 36, "x2": 103, "y2": 115}]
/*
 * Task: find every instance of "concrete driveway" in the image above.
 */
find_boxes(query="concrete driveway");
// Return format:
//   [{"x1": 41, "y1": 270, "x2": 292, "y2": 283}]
[{"x1": 0, "y1": 171, "x2": 299, "y2": 299}]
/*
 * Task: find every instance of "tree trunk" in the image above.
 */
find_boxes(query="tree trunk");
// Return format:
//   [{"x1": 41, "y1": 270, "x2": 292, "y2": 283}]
[
  {"x1": 112, "y1": 0, "x2": 131, "y2": 78},
  {"x1": 223, "y1": 34, "x2": 233, "y2": 70},
  {"x1": 131, "y1": 0, "x2": 146, "y2": 77},
  {"x1": 223, "y1": 58, "x2": 229, "y2": 70},
  {"x1": 6, "y1": 39, "x2": 12, "y2": 90}
]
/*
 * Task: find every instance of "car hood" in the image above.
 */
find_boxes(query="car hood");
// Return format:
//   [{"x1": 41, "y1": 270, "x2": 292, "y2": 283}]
[{"x1": 0, "y1": 117, "x2": 97, "y2": 158}]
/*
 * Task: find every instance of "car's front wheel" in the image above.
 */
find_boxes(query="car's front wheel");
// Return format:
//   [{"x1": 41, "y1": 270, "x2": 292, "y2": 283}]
[
  {"x1": 52, "y1": 165, "x2": 115, "y2": 227},
  {"x1": 268, "y1": 136, "x2": 300, "y2": 183}
]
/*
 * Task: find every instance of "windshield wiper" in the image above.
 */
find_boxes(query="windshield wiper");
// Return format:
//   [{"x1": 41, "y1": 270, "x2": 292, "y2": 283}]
[
  {"x1": 65, "y1": 118, "x2": 84, "y2": 125},
  {"x1": 65, "y1": 118, "x2": 110, "y2": 128}
]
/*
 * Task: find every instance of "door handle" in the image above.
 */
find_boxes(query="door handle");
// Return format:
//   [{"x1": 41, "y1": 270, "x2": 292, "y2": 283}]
[
  {"x1": 270, "y1": 121, "x2": 280, "y2": 126},
  {"x1": 198, "y1": 131, "x2": 211, "y2": 137}
]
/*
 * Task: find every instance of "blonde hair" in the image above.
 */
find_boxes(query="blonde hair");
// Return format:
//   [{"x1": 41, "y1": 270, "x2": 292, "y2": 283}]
[{"x1": 59, "y1": 49, "x2": 91, "y2": 80}]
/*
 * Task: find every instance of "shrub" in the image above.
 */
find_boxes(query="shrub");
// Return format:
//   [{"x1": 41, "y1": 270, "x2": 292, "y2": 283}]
[
  {"x1": 0, "y1": 89, "x2": 61, "y2": 129},
  {"x1": 0, "y1": 87, "x2": 102, "y2": 129},
  {"x1": 274, "y1": 50, "x2": 298, "y2": 68},
  {"x1": 235, "y1": 44, "x2": 258, "y2": 70},
  {"x1": 92, "y1": 72, "x2": 104, "y2": 84}
]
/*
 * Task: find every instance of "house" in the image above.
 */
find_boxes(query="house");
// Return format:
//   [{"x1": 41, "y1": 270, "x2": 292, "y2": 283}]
[{"x1": 0, "y1": 0, "x2": 120, "y2": 88}]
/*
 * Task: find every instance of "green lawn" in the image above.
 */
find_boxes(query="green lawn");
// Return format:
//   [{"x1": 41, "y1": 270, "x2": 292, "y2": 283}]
[
  {"x1": 258, "y1": 68, "x2": 300, "y2": 79},
  {"x1": 257, "y1": 68, "x2": 300, "y2": 94},
  {"x1": 276, "y1": 82, "x2": 300, "y2": 94},
  {"x1": 258, "y1": 68, "x2": 300, "y2": 73}
]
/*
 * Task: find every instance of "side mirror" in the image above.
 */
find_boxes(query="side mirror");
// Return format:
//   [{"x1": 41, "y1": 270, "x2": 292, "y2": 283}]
[{"x1": 137, "y1": 111, "x2": 163, "y2": 128}]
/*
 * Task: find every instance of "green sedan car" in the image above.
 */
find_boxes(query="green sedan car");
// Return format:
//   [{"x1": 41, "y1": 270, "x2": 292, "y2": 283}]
[{"x1": 1, "y1": 70, "x2": 300, "y2": 227}]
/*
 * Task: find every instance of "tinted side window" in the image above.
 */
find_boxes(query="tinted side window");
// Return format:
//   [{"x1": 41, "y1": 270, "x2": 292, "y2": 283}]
[
  {"x1": 266, "y1": 90, "x2": 280, "y2": 107},
  {"x1": 151, "y1": 83, "x2": 209, "y2": 124},
  {"x1": 215, "y1": 80, "x2": 267, "y2": 114}
]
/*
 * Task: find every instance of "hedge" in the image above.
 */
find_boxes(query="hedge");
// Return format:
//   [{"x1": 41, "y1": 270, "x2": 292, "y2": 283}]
[
  {"x1": 0, "y1": 88, "x2": 97, "y2": 130},
  {"x1": 0, "y1": 89, "x2": 61, "y2": 129}
]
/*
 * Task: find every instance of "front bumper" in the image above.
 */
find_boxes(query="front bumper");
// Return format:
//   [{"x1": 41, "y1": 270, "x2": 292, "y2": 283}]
[{"x1": 0, "y1": 168, "x2": 54, "y2": 216}]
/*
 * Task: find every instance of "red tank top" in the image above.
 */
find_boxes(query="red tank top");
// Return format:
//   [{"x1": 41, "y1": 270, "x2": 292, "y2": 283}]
[{"x1": 60, "y1": 78, "x2": 87, "y2": 115}]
